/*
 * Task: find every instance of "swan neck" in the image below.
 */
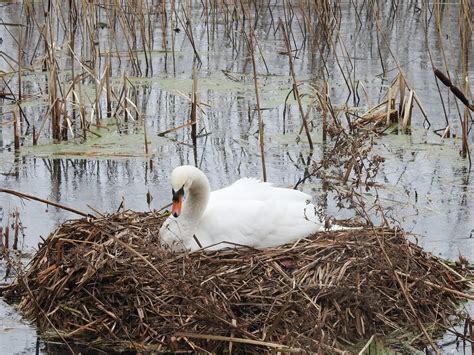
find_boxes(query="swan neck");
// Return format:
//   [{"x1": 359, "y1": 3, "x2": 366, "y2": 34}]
[{"x1": 182, "y1": 169, "x2": 210, "y2": 221}]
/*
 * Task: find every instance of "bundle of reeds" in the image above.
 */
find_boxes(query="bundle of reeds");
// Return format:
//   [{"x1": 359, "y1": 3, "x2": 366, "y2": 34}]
[
  {"x1": 2, "y1": 211, "x2": 473, "y2": 353},
  {"x1": 352, "y1": 72, "x2": 428, "y2": 134}
]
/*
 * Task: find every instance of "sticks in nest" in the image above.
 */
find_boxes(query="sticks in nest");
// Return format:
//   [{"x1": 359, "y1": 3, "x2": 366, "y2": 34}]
[{"x1": 2, "y1": 211, "x2": 473, "y2": 353}]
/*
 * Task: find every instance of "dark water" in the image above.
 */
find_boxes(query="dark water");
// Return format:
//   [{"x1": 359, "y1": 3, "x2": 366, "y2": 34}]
[{"x1": 0, "y1": 1, "x2": 473, "y2": 353}]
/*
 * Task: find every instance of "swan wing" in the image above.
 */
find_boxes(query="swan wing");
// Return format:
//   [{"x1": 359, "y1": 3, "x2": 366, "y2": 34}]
[{"x1": 194, "y1": 198, "x2": 323, "y2": 250}]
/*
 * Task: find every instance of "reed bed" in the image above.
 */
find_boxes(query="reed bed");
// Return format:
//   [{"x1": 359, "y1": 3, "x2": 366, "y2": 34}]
[
  {"x1": 2, "y1": 211, "x2": 472, "y2": 353},
  {"x1": 0, "y1": 0, "x2": 470, "y2": 162}
]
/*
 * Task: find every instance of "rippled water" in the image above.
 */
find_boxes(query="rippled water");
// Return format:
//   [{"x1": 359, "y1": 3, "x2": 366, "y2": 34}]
[{"x1": 0, "y1": 0, "x2": 472, "y2": 353}]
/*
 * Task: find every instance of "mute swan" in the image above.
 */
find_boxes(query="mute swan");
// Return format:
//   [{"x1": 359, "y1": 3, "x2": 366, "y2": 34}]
[{"x1": 159, "y1": 165, "x2": 333, "y2": 252}]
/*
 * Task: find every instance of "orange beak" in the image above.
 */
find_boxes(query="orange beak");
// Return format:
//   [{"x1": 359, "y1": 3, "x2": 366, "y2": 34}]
[{"x1": 171, "y1": 193, "x2": 183, "y2": 217}]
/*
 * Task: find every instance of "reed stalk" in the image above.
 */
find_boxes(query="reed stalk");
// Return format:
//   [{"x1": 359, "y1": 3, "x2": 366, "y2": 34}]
[
  {"x1": 279, "y1": 18, "x2": 313, "y2": 151},
  {"x1": 245, "y1": 8, "x2": 266, "y2": 181}
]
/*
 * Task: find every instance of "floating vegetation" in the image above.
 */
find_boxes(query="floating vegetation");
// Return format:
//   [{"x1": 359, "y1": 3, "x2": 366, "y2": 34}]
[{"x1": 2, "y1": 211, "x2": 473, "y2": 353}]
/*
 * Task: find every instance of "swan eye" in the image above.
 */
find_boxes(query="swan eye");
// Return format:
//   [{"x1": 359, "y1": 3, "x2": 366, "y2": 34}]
[{"x1": 172, "y1": 186, "x2": 185, "y2": 201}]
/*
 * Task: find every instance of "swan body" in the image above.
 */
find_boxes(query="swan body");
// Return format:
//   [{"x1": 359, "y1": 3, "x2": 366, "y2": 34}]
[{"x1": 159, "y1": 165, "x2": 329, "y2": 252}]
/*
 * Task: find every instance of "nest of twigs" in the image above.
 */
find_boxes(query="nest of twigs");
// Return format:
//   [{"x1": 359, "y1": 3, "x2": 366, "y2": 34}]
[{"x1": 2, "y1": 211, "x2": 472, "y2": 353}]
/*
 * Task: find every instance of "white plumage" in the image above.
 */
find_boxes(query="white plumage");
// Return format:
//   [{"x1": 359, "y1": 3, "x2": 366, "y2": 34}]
[{"x1": 159, "y1": 165, "x2": 329, "y2": 252}]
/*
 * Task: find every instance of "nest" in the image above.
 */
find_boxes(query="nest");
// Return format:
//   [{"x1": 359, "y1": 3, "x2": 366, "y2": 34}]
[{"x1": 2, "y1": 211, "x2": 472, "y2": 353}]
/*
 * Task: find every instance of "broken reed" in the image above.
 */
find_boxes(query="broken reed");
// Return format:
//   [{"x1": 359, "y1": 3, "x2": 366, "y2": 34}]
[
  {"x1": 434, "y1": 68, "x2": 473, "y2": 156},
  {"x1": 348, "y1": 71, "x2": 430, "y2": 135},
  {"x1": 0, "y1": 208, "x2": 22, "y2": 255},
  {"x1": 1, "y1": 0, "x2": 471, "y2": 160}
]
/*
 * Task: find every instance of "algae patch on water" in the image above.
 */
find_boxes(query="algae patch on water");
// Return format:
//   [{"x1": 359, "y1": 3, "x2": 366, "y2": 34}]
[{"x1": 20, "y1": 127, "x2": 169, "y2": 158}]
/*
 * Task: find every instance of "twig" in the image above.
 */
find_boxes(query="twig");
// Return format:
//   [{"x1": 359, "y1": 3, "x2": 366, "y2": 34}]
[{"x1": 0, "y1": 188, "x2": 91, "y2": 218}]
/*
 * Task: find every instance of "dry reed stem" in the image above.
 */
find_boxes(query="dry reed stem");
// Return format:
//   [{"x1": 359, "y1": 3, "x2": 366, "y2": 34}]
[
  {"x1": 279, "y1": 17, "x2": 314, "y2": 151},
  {"x1": 0, "y1": 188, "x2": 90, "y2": 218},
  {"x1": 245, "y1": 11, "x2": 267, "y2": 182}
]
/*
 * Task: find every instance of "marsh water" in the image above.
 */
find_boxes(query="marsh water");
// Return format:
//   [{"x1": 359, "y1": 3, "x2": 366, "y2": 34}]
[{"x1": 0, "y1": 1, "x2": 473, "y2": 353}]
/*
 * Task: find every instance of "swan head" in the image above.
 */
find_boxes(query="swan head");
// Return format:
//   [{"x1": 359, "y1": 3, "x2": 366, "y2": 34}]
[{"x1": 169, "y1": 166, "x2": 195, "y2": 218}]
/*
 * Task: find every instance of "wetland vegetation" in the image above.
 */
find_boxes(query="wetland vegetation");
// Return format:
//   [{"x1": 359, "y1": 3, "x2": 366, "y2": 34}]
[{"x1": 0, "y1": 0, "x2": 473, "y2": 353}]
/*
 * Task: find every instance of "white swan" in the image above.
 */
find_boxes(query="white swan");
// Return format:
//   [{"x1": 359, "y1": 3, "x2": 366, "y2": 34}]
[{"x1": 159, "y1": 165, "x2": 332, "y2": 252}]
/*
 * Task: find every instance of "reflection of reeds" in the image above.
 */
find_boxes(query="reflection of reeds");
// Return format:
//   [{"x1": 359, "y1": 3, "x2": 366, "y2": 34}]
[
  {"x1": 12, "y1": 109, "x2": 20, "y2": 151},
  {"x1": 190, "y1": 64, "x2": 198, "y2": 164},
  {"x1": 191, "y1": 65, "x2": 197, "y2": 147}
]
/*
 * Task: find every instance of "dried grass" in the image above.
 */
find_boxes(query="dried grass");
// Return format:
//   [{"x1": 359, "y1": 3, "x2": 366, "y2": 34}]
[
  {"x1": 2, "y1": 211, "x2": 473, "y2": 353},
  {"x1": 351, "y1": 72, "x2": 429, "y2": 135}
]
